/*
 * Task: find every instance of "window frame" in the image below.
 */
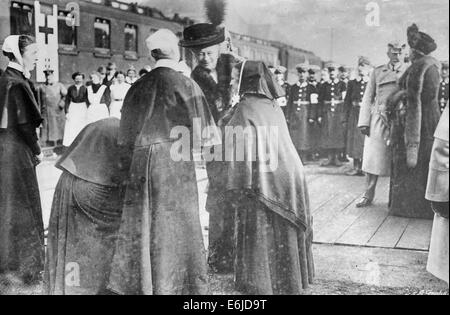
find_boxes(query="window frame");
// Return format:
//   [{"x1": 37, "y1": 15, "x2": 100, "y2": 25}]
[
  {"x1": 57, "y1": 9, "x2": 78, "y2": 54},
  {"x1": 10, "y1": 1, "x2": 34, "y2": 36},
  {"x1": 94, "y1": 17, "x2": 112, "y2": 57},
  {"x1": 124, "y1": 23, "x2": 138, "y2": 60}
]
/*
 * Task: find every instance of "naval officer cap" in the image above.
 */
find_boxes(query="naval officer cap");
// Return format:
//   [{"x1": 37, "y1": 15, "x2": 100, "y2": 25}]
[
  {"x1": 325, "y1": 62, "x2": 340, "y2": 70},
  {"x1": 358, "y1": 56, "x2": 371, "y2": 67},
  {"x1": 308, "y1": 65, "x2": 321, "y2": 75},
  {"x1": 296, "y1": 63, "x2": 310, "y2": 72},
  {"x1": 274, "y1": 66, "x2": 287, "y2": 75}
]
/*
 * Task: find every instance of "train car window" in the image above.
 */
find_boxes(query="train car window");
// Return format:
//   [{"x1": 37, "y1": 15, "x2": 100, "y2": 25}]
[
  {"x1": 94, "y1": 18, "x2": 111, "y2": 51},
  {"x1": 124, "y1": 24, "x2": 138, "y2": 59},
  {"x1": 58, "y1": 11, "x2": 77, "y2": 49},
  {"x1": 10, "y1": 1, "x2": 34, "y2": 36}
]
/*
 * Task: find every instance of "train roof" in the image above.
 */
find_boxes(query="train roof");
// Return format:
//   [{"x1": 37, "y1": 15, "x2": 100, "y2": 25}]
[{"x1": 81, "y1": 0, "x2": 195, "y2": 25}]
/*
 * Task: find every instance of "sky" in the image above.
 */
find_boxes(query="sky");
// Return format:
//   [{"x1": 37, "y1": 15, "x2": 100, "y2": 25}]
[{"x1": 133, "y1": 0, "x2": 449, "y2": 67}]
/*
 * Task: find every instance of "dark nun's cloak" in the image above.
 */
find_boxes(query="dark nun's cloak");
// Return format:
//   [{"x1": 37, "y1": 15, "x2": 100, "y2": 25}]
[
  {"x1": 219, "y1": 61, "x2": 314, "y2": 295},
  {"x1": 108, "y1": 66, "x2": 217, "y2": 295},
  {"x1": 44, "y1": 118, "x2": 123, "y2": 295},
  {"x1": 0, "y1": 67, "x2": 44, "y2": 284},
  {"x1": 206, "y1": 61, "x2": 285, "y2": 274}
]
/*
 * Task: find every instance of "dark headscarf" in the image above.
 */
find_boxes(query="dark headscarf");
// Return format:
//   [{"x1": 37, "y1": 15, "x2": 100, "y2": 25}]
[
  {"x1": 56, "y1": 118, "x2": 122, "y2": 187},
  {"x1": 407, "y1": 24, "x2": 437, "y2": 55},
  {"x1": 238, "y1": 60, "x2": 285, "y2": 100}
]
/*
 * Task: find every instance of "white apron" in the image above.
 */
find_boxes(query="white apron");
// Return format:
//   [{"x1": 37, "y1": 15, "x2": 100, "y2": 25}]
[
  {"x1": 63, "y1": 101, "x2": 88, "y2": 147},
  {"x1": 109, "y1": 83, "x2": 130, "y2": 119},
  {"x1": 87, "y1": 85, "x2": 110, "y2": 124}
]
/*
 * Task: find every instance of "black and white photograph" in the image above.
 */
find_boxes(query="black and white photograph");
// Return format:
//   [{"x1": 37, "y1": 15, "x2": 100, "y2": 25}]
[{"x1": 0, "y1": 0, "x2": 449, "y2": 299}]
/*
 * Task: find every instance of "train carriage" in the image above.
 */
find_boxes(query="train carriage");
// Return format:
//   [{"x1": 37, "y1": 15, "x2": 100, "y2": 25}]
[
  {"x1": 0, "y1": 0, "x2": 324, "y2": 85},
  {"x1": 0, "y1": 0, "x2": 192, "y2": 84}
]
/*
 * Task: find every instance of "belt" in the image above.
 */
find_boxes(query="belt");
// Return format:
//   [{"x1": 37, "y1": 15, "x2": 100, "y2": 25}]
[
  {"x1": 297, "y1": 101, "x2": 310, "y2": 105},
  {"x1": 352, "y1": 101, "x2": 362, "y2": 107},
  {"x1": 324, "y1": 100, "x2": 343, "y2": 105}
]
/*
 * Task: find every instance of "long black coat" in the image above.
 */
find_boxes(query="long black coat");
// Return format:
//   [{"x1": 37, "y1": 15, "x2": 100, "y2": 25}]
[
  {"x1": 0, "y1": 68, "x2": 44, "y2": 283},
  {"x1": 390, "y1": 55, "x2": 441, "y2": 219},
  {"x1": 344, "y1": 78, "x2": 369, "y2": 159}
]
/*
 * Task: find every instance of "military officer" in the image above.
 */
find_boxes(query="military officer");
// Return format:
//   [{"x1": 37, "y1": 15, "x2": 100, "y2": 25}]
[
  {"x1": 344, "y1": 57, "x2": 372, "y2": 176},
  {"x1": 287, "y1": 63, "x2": 318, "y2": 160},
  {"x1": 438, "y1": 61, "x2": 449, "y2": 114},
  {"x1": 319, "y1": 62, "x2": 347, "y2": 166},
  {"x1": 356, "y1": 41, "x2": 408, "y2": 208},
  {"x1": 274, "y1": 65, "x2": 290, "y2": 116},
  {"x1": 308, "y1": 65, "x2": 320, "y2": 87}
]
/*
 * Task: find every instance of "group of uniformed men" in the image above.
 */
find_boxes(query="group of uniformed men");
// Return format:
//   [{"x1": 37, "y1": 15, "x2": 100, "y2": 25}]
[{"x1": 272, "y1": 44, "x2": 449, "y2": 209}]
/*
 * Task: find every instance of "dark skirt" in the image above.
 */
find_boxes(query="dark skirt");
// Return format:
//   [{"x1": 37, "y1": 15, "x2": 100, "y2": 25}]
[
  {"x1": 320, "y1": 104, "x2": 346, "y2": 150},
  {"x1": 108, "y1": 142, "x2": 208, "y2": 295},
  {"x1": 288, "y1": 106, "x2": 318, "y2": 152},
  {"x1": 42, "y1": 106, "x2": 65, "y2": 143},
  {"x1": 235, "y1": 197, "x2": 315, "y2": 295},
  {"x1": 44, "y1": 172, "x2": 122, "y2": 295},
  {"x1": 0, "y1": 130, "x2": 44, "y2": 284},
  {"x1": 206, "y1": 159, "x2": 235, "y2": 274},
  {"x1": 389, "y1": 136, "x2": 435, "y2": 219},
  {"x1": 346, "y1": 106, "x2": 365, "y2": 159}
]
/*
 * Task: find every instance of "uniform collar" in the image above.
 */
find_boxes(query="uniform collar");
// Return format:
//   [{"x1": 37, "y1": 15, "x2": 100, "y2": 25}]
[
  {"x1": 357, "y1": 76, "x2": 370, "y2": 83},
  {"x1": 388, "y1": 62, "x2": 403, "y2": 72},
  {"x1": 297, "y1": 80, "x2": 308, "y2": 88}
]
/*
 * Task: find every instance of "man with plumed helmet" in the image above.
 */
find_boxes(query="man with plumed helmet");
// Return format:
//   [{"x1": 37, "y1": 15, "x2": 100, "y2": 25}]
[
  {"x1": 356, "y1": 40, "x2": 408, "y2": 208},
  {"x1": 344, "y1": 56, "x2": 372, "y2": 176},
  {"x1": 389, "y1": 24, "x2": 441, "y2": 219}
]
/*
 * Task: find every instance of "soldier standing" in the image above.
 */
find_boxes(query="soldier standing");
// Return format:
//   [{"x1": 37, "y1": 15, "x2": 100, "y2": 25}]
[
  {"x1": 438, "y1": 61, "x2": 449, "y2": 114},
  {"x1": 274, "y1": 65, "x2": 290, "y2": 116},
  {"x1": 339, "y1": 66, "x2": 350, "y2": 162},
  {"x1": 287, "y1": 63, "x2": 318, "y2": 161},
  {"x1": 356, "y1": 41, "x2": 408, "y2": 208},
  {"x1": 344, "y1": 57, "x2": 372, "y2": 176},
  {"x1": 319, "y1": 62, "x2": 347, "y2": 167},
  {"x1": 308, "y1": 65, "x2": 321, "y2": 160}
]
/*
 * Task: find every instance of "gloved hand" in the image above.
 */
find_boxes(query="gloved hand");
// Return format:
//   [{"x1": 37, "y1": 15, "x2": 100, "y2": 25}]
[{"x1": 360, "y1": 126, "x2": 370, "y2": 137}]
